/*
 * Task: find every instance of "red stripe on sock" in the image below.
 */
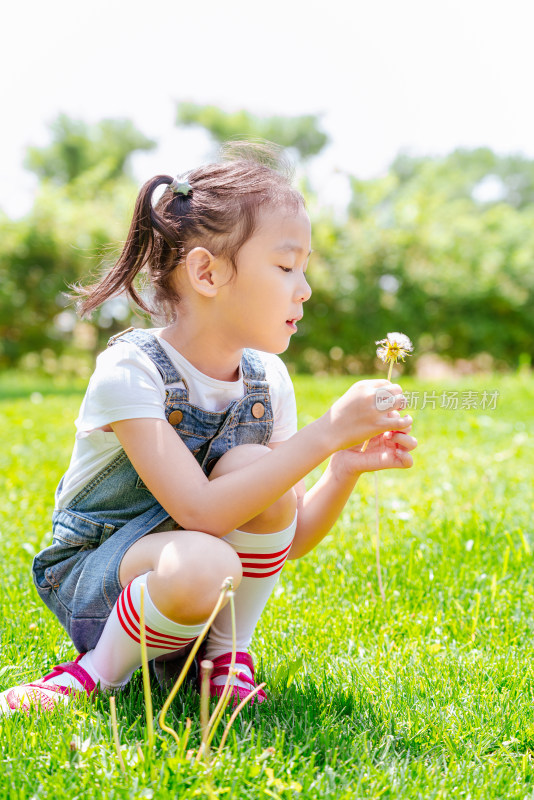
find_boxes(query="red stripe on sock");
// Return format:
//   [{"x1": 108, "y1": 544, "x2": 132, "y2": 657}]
[
  {"x1": 235, "y1": 542, "x2": 292, "y2": 560},
  {"x1": 117, "y1": 590, "x2": 136, "y2": 639},
  {"x1": 242, "y1": 564, "x2": 287, "y2": 578},
  {"x1": 116, "y1": 584, "x2": 195, "y2": 648},
  {"x1": 240, "y1": 553, "x2": 288, "y2": 570},
  {"x1": 125, "y1": 583, "x2": 193, "y2": 645}
]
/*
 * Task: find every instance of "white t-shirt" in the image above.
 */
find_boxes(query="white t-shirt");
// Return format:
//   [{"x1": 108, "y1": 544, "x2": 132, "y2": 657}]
[{"x1": 56, "y1": 330, "x2": 297, "y2": 509}]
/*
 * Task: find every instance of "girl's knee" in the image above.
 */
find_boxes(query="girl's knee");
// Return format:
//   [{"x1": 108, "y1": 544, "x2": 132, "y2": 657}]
[
  {"x1": 151, "y1": 533, "x2": 242, "y2": 623},
  {"x1": 210, "y1": 444, "x2": 297, "y2": 533},
  {"x1": 253, "y1": 485, "x2": 297, "y2": 532}
]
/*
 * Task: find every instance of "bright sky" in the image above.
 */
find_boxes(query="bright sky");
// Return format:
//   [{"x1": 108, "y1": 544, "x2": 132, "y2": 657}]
[{"x1": 2, "y1": 0, "x2": 533, "y2": 217}]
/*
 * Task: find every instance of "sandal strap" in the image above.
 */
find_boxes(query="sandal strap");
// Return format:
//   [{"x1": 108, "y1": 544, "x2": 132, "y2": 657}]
[
  {"x1": 42, "y1": 653, "x2": 97, "y2": 694},
  {"x1": 209, "y1": 651, "x2": 255, "y2": 674},
  {"x1": 210, "y1": 682, "x2": 267, "y2": 702},
  {"x1": 197, "y1": 648, "x2": 266, "y2": 703},
  {"x1": 211, "y1": 666, "x2": 254, "y2": 685}
]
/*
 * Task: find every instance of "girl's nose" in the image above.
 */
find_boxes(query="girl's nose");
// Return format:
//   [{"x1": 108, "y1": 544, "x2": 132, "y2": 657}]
[{"x1": 298, "y1": 274, "x2": 312, "y2": 303}]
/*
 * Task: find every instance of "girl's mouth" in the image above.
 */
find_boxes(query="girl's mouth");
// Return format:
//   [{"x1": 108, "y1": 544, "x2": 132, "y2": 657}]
[{"x1": 286, "y1": 318, "x2": 299, "y2": 333}]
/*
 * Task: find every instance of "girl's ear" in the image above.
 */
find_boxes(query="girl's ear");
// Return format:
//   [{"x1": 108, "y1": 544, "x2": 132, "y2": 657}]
[{"x1": 184, "y1": 247, "x2": 231, "y2": 297}]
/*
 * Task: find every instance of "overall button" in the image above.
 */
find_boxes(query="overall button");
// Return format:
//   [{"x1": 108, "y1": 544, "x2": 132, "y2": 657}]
[
  {"x1": 251, "y1": 402, "x2": 265, "y2": 419},
  {"x1": 168, "y1": 410, "x2": 183, "y2": 426}
]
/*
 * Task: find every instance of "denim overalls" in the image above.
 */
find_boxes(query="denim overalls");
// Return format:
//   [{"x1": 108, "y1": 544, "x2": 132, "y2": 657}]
[{"x1": 32, "y1": 328, "x2": 274, "y2": 653}]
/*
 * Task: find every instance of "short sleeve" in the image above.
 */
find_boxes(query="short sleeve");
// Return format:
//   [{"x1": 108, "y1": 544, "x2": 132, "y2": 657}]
[
  {"x1": 75, "y1": 342, "x2": 167, "y2": 433},
  {"x1": 262, "y1": 354, "x2": 298, "y2": 443}
]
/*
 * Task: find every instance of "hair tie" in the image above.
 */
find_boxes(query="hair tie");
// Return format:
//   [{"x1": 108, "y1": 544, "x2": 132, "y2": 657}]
[{"x1": 169, "y1": 177, "x2": 193, "y2": 196}]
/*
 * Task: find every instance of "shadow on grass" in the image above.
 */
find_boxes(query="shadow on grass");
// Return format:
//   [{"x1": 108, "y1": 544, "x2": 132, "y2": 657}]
[{"x1": 107, "y1": 667, "x2": 435, "y2": 769}]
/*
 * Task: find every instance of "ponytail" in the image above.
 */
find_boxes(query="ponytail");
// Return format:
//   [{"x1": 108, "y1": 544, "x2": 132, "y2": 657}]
[{"x1": 75, "y1": 175, "x2": 176, "y2": 317}]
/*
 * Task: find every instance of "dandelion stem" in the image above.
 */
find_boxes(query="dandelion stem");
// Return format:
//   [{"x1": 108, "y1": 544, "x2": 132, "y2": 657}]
[
  {"x1": 201, "y1": 590, "x2": 238, "y2": 756},
  {"x1": 178, "y1": 717, "x2": 192, "y2": 760},
  {"x1": 109, "y1": 695, "x2": 126, "y2": 773},
  {"x1": 490, "y1": 572, "x2": 498, "y2": 605},
  {"x1": 139, "y1": 583, "x2": 155, "y2": 749},
  {"x1": 158, "y1": 578, "x2": 234, "y2": 746},
  {"x1": 199, "y1": 660, "x2": 213, "y2": 760},
  {"x1": 407, "y1": 540, "x2": 415, "y2": 582},
  {"x1": 361, "y1": 349, "x2": 396, "y2": 453},
  {"x1": 364, "y1": 336, "x2": 409, "y2": 592},
  {"x1": 374, "y1": 472, "x2": 385, "y2": 602},
  {"x1": 471, "y1": 591, "x2": 481, "y2": 642},
  {"x1": 501, "y1": 545, "x2": 510, "y2": 580}
]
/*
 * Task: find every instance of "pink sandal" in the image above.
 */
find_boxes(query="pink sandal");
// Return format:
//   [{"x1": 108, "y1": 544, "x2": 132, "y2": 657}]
[
  {"x1": 0, "y1": 654, "x2": 97, "y2": 715},
  {"x1": 204, "y1": 652, "x2": 267, "y2": 705}
]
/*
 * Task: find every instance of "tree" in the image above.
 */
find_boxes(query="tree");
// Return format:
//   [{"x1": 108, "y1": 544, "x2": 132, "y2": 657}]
[
  {"x1": 291, "y1": 148, "x2": 534, "y2": 373},
  {"x1": 25, "y1": 115, "x2": 156, "y2": 187},
  {"x1": 176, "y1": 102, "x2": 328, "y2": 161},
  {"x1": 391, "y1": 147, "x2": 534, "y2": 210},
  {"x1": 0, "y1": 116, "x2": 155, "y2": 367}
]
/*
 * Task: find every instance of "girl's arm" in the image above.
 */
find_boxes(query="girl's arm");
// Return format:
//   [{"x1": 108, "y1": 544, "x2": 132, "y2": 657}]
[
  {"x1": 286, "y1": 428, "x2": 418, "y2": 559},
  {"x1": 111, "y1": 379, "x2": 411, "y2": 537}
]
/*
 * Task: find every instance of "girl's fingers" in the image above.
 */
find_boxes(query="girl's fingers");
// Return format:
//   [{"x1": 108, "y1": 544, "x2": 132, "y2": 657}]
[
  {"x1": 395, "y1": 450, "x2": 413, "y2": 468},
  {"x1": 385, "y1": 414, "x2": 412, "y2": 430},
  {"x1": 387, "y1": 384, "x2": 408, "y2": 405},
  {"x1": 378, "y1": 390, "x2": 408, "y2": 413},
  {"x1": 388, "y1": 432, "x2": 418, "y2": 450},
  {"x1": 386, "y1": 424, "x2": 413, "y2": 436}
]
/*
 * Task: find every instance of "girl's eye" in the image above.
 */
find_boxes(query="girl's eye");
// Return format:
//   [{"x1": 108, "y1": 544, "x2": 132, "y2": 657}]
[{"x1": 278, "y1": 266, "x2": 293, "y2": 273}]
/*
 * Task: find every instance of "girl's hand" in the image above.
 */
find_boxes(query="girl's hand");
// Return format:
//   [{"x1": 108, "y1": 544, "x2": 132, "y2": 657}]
[
  {"x1": 325, "y1": 379, "x2": 412, "y2": 451},
  {"x1": 331, "y1": 425, "x2": 418, "y2": 479}
]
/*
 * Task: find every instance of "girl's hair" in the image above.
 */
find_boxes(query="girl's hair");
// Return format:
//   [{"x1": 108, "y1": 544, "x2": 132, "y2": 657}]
[{"x1": 76, "y1": 141, "x2": 305, "y2": 320}]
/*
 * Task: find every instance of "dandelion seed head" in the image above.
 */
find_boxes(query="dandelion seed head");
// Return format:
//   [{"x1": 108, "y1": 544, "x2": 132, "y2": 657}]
[{"x1": 376, "y1": 331, "x2": 414, "y2": 364}]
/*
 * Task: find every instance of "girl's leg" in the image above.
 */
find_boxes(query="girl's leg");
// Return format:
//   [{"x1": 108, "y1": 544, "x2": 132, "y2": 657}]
[
  {"x1": 1, "y1": 532, "x2": 241, "y2": 713},
  {"x1": 203, "y1": 445, "x2": 297, "y2": 696},
  {"x1": 80, "y1": 530, "x2": 242, "y2": 688}
]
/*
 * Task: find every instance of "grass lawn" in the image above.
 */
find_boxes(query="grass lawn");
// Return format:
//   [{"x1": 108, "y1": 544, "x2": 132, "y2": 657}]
[{"x1": 0, "y1": 370, "x2": 533, "y2": 799}]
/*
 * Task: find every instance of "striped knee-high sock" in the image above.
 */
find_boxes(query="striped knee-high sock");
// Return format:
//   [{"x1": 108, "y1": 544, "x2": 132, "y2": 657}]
[
  {"x1": 205, "y1": 516, "x2": 297, "y2": 688},
  {"x1": 77, "y1": 573, "x2": 206, "y2": 689}
]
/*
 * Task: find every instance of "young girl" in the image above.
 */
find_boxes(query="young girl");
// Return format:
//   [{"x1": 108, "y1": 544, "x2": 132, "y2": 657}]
[{"x1": 1, "y1": 146, "x2": 416, "y2": 714}]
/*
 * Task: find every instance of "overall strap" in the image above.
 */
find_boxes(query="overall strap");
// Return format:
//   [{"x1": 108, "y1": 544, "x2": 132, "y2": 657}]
[
  {"x1": 107, "y1": 328, "x2": 182, "y2": 386},
  {"x1": 241, "y1": 348, "x2": 267, "y2": 386}
]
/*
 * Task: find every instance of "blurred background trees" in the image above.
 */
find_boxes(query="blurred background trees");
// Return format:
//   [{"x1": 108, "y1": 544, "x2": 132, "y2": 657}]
[
  {"x1": 176, "y1": 102, "x2": 329, "y2": 161},
  {"x1": 1, "y1": 105, "x2": 532, "y2": 376},
  {"x1": 0, "y1": 117, "x2": 155, "y2": 370}
]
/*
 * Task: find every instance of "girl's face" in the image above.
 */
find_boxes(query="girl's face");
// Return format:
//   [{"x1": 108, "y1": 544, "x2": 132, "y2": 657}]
[{"x1": 219, "y1": 204, "x2": 312, "y2": 354}]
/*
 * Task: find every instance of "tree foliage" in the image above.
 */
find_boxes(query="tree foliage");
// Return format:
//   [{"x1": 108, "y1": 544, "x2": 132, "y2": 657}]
[
  {"x1": 177, "y1": 102, "x2": 329, "y2": 161},
  {"x1": 1, "y1": 116, "x2": 154, "y2": 367},
  {"x1": 292, "y1": 148, "x2": 534, "y2": 372},
  {"x1": 25, "y1": 115, "x2": 156, "y2": 186}
]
